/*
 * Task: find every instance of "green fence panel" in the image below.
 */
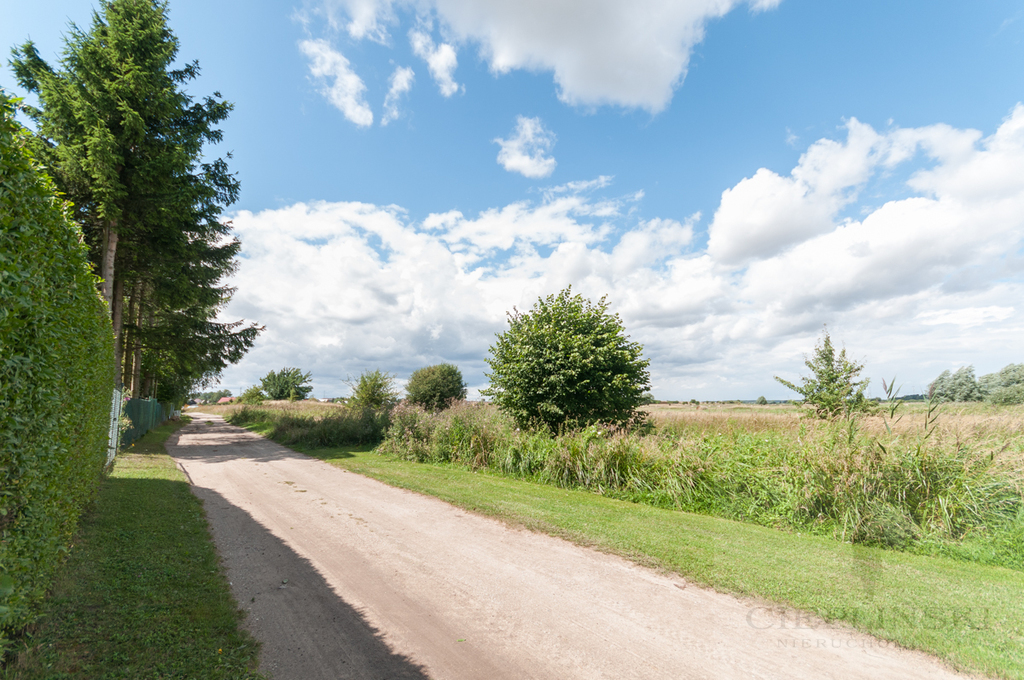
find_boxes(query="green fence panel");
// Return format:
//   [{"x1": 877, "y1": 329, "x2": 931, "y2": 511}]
[{"x1": 121, "y1": 398, "x2": 166, "y2": 447}]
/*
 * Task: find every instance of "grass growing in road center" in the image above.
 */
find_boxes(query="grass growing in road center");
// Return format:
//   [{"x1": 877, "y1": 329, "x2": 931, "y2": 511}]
[
  {"x1": 287, "y1": 440, "x2": 1024, "y2": 680},
  {"x1": 0, "y1": 419, "x2": 265, "y2": 680}
]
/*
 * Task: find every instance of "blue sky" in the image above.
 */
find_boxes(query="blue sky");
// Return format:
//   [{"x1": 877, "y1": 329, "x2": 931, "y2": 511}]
[{"x1": 5, "y1": 0, "x2": 1024, "y2": 399}]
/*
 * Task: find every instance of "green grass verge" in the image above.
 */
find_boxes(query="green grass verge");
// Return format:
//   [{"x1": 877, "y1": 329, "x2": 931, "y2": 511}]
[
  {"x1": 0, "y1": 419, "x2": 264, "y2": 680},
  {"x1": 292, "y1": 441, "x2": 1023, "y2": 680}
]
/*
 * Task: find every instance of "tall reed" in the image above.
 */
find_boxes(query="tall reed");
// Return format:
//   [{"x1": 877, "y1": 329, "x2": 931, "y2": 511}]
[
  {"x1": 226, "y1": 404, "x2": 390, "y2": 447},
  {"x1": 379, "y1": 402, "x2": 1024, "y2": 569}
]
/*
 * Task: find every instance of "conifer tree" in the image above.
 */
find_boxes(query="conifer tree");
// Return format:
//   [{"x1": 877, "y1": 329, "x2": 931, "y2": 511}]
[
  {"x1": 11, "y1": 0, "x2": 261, "y2": 401},
  {"x1": 774, "y1": 328, "x2": 871, "y2": 419}
]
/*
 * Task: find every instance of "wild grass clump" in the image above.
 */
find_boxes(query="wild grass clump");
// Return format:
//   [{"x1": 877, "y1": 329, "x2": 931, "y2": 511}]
[
  {"x1": 379, "y1": 403, "x2": 1024, "y2": 570},
  {"x1": 226, "y1": 404, "x2": 390, "y2": 447}
]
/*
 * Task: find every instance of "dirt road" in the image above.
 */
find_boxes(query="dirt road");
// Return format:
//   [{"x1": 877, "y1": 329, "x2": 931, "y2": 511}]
[{"x1": 168, "y1": 412, "x2": 971, "y2": 680}]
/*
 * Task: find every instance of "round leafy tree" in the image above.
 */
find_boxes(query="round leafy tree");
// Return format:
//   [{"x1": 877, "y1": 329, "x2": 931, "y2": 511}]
[
  {"x1": 979, "y1": 363, "x2": 1024, "y2": 405},
  {"x1": 348, "y1": 369, "x2": 400, "y2": 410},
  {"x1": 482, "y1": 288, "x2": 651, "y2": 431},
  {"x1": 929, "y1": 366, "x2": 984, "y2": 403},
  {"x1": 260, "y1": 367, "x2": 313, "y2": 400},
  {"x1": 406, "y1": 363, "x2": 467, "y2": 411}
]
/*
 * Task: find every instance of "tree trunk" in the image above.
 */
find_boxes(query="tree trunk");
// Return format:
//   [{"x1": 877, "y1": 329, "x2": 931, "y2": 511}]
[
  {"x1": 122, "y1": 282, "x2": 139, "y2": 389},
  {"x1": 111, "y1": 276, "x2": 125, "y2": 385},
  {"x1": 131, "y1": 286, "x2": 146, "y2": 399},
  {"x1": 131, "y1": 341, "x2": 143, "y2": 399},
  {"x1": 145, "y1": 306, "x2": 155, "y2": 398},
  {"x1": 101, "y1": 220, "x2": 118, "y2": 307}
]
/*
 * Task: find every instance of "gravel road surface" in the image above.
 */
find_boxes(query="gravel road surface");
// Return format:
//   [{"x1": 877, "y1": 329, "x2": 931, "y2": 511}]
[{"x1": 168, "y1": 412, "x2": 971, "y2": 680}]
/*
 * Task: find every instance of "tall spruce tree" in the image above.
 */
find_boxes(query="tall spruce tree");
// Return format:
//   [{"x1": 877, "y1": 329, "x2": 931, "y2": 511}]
[{"x1": 11, "y1": 0, "x2": 261, "y2": 401}]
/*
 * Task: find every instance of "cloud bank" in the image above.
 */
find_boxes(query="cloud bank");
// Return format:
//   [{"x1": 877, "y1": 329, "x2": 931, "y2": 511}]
[{"x1": 220, "y1": 107, "x2": 1024, "y2": 399}]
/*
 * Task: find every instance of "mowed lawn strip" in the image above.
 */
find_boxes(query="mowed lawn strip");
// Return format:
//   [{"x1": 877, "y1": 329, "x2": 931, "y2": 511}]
[
  {"x1": 1, "y1": 419, "x2": 265, "y2": 680},
  {"x1": 294, "y1": 442, "x2": 1023, "y2": 680}
]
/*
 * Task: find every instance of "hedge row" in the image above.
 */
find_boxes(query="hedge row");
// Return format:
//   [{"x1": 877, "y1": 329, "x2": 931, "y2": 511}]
[{"x1": 0, "y1": 94, "x2": 114, "y2": 643}]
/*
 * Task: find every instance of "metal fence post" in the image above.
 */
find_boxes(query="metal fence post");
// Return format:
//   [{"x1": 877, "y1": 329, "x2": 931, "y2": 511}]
[{"x1": 106, "y1": 387, "x2": 122, "y2": 467}]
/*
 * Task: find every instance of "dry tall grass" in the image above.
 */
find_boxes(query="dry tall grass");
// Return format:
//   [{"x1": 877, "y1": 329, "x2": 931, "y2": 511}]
[
  {"x1": 646, "y1": 401, "x2": 1024, "y2": 440},
  {"x1": 381, "y1": 401, "x2": 1024, "y2": 569},
  {"x1": 203, "y1": 398, "x2": 1024, "y2": 569}
]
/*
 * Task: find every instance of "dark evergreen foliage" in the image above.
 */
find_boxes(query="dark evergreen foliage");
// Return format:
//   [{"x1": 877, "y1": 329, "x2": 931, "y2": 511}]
[{"x1": 11, "y1": 0, "x2": 261, "y2": 403}]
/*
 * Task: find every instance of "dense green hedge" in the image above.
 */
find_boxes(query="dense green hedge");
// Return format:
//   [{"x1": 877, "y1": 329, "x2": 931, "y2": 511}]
[{"x1": 0, "y1": 94, "x2": 114, "y2": 644}]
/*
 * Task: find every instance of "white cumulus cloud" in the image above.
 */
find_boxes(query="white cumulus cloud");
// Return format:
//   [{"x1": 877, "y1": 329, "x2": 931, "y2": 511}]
[
  {"x1": 728, "y1": 105, "x2": 1024, "y2": 320},
  {"x1": 299, "y1": 39, "x2": 374, "y2": 126},
  {"x1": 494, "y1": 116, "x2": 557, "y2": 178},
  {"x1": 218, "y1": 106, "x2": 1024, "y2": 401},
  {"x1": 382, "y1": 65, "x2": 415, "y2": 125},
  {"x1": 409, "y1": 28, "x2": 460, "y2": 96},
  {"x1": 707, "y1": 118, "x2": 884, "y2": 265},
  {"x1": 314, "y1": 0, "x2": 780, "y2": 112}
]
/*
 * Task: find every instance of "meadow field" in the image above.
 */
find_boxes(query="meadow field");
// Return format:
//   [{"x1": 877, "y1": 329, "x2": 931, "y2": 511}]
[{"x1": 205, "y1": 398, "x2": 1024, "y2": 571}]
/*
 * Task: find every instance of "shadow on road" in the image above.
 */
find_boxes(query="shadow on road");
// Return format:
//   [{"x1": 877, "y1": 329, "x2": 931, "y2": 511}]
[
  {"x1": 171, "y1": 415, "x2": 429, "y2": 679},
  {"x1": 191, "y1": 482, "x2": 431, "y2": 680}
]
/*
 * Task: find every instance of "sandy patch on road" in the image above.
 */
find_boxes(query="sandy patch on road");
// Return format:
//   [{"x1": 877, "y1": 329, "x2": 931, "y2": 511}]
[{"x1": 169, "y1": 412, "x2": 972, "y2": 680}]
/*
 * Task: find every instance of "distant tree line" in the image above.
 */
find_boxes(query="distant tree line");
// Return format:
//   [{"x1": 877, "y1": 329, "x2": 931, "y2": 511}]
[
  {"x1": 771, "y1": 328, "x2": 1024, "y2": 416},
  {"x1": 229, "y1": 288, "x2": 651, "y2": 435},
  {"x1": 929, "y1": 364, "x2": 1024, "y2": 405},
  {"x1": 10, "y1": 0, "x2": 261, "y2": 404},
  {"x1": 195, "y1": 389, "x2": 232, "y2": 403},
  {"x1": 235, "y1": 364, "x2": 469, "y2": 411}
]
